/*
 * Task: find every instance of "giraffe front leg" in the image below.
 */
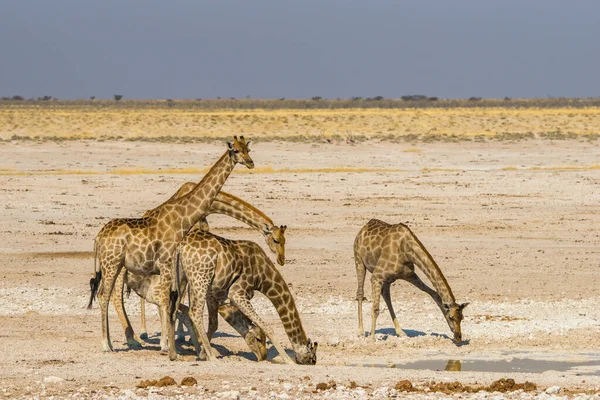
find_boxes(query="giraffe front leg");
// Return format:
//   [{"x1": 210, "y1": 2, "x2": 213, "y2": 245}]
[
  {"x1": 155, "y1": 272, "x2": 177, "y2": 360},
  {"x1": 355, "y1": 256, "x2": 367, "y2": 337},
  {"x1": 382, "y1": 283, "x2": 405, "y2": 337},
  {"x1": 176, "y1": 304, "x2": 201, "y2": 356},
  {"x1": 218, "y1": 303, "x2": 267, "y2": 362},
  {"x1": 229, "y1": 290, "x2": 295, "y2": 365},
  {"x1": 369, "y1": 276, "x2": 383, "y2": 342},
  {"x1": 110, "y1": 270, "x2": 143, "y2": 349}
]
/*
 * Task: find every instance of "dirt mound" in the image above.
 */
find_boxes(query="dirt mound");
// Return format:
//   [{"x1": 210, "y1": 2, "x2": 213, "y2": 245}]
[
  {"x1": 137, "y1": 376, "x2": 177, "y2": 388},
  {"x1": 393, "y1": 378, "x2": 537, "y2": 394},
  {"x1": 181, "y1": 377, "x2": 197, "y2": 386}
]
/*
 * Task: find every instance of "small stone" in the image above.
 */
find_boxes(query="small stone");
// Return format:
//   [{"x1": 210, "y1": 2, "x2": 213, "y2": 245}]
[
  {"x1": 395, "y1": 380, "x2": 413, "y2": 392},
  {"x1": 315, "y1": 383, "x2": 329, "y2": 391},
  {"x1": 545, "y1": 386, "x2": 561, "y2": 394},
  {"x1": 156, "y1": 376, "x2": 176, "y2": 387},
  {"x1": 216, "y1": 390, "x2": 240, "y2": 400},
  {"x1": 329, "y1": 337, "x2": 340, "y2": 347},
  {"x1": 181, "y1": 377, "x2": 197, "y2": 386}
]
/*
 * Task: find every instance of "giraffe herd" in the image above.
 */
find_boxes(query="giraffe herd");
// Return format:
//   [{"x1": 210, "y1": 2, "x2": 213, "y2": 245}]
[{"x1": 88, "y1": 135, "x2": 466, "y2": 365}]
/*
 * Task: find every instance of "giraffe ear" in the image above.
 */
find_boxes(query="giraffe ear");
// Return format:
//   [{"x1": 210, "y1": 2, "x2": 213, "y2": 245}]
[
  {"x1": 459, "y1": 302, "x2": 469, "y2": 310},
  {"x1": 246, "y1": 140, "x2": 251, "y2": 148},
  {"x1": 227, "y1": 141, "x2": 233, "y2": 150}
]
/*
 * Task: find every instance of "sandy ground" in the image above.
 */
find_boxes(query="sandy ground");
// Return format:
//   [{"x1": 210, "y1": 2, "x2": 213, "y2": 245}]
[{"x1": 1, "y1": 139, "x2": 599, "y2": 399}]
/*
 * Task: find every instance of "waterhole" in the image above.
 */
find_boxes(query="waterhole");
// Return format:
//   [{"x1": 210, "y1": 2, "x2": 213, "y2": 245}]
[{"x1": 356, "y1": 358, "x2": 600, "y2": 376}]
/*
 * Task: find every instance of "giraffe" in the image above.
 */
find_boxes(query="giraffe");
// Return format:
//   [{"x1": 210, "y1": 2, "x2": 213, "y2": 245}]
[
  {"x1": 91, "y1": 136, "x2": 254, "y2": 361},
  {"x1": 354, "y1": 219, "x2": 468, "y2": 343},
  {"x1": 174, "y1": 230, "x2": 318, "y2": 365},
  {"x1": 89, "y1": 186, "x2": 286, "y2": 350},
  {"x1": 123, "y1": 271, "x2": 268, "y2": 361}
]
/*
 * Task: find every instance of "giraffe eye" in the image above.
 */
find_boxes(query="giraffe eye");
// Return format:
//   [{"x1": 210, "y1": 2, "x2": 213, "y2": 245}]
[
  {"x1": 233, "y1": 149, "x2": 239, "y2": 154},
  {"x1": 273, "y1": 239, "x2": 280, "y2": 244}
]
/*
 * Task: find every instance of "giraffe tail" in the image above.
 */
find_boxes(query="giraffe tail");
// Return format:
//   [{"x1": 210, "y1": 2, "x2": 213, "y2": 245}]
[{"x1": 87, "y1": 238, "x2": 101, "y2": 309}]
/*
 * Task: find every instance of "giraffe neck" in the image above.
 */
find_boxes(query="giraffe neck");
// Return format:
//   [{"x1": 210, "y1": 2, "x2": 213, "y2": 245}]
[
  {"x1": 148, "y1": 183, "x2": 274, "y2": 241},
  {"x1": 404, "y1": 228, "x2": 456, "y2": 306},
  {"x1": 157, "y1": 151, "x2": 235, "y2": 236},
  {"x1": 253, "y1": 249, "x2": 309, "y2": 352},
  {"x1": 208, "y1": 191, "x2": 274, "y2": 238}
]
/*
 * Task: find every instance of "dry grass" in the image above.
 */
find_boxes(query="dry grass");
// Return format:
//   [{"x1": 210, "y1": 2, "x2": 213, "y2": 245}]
[
  {"x1": 1, "y1": 104, "x2": 599, "y2": 143},
  {"x1": 1, "y1": 164, "x2": 599, "y2": 176}
]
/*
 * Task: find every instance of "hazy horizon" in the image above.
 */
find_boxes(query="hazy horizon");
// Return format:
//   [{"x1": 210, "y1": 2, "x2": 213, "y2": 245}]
[{"x1": 2, "y1": 1, "x2": 599, "y2": 100}]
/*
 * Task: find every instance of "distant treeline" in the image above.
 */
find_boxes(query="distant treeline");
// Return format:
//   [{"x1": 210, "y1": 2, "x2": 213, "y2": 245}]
[{"x1": 2, "y1": 97, "x2": 600, "y2": 109}]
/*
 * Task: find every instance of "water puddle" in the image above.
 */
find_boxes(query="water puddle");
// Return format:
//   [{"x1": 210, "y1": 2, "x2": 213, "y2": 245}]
[{"x1": 355, "y1": 358, "x2": 600, "y2": 376}]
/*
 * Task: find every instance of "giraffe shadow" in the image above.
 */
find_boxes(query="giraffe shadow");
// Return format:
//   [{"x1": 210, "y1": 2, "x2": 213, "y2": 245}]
[
  {"x1": 211, "y1": 343, "x2": 262, "y2": 362},
  {"x1": 373, "y1": 328, "x2": 426, "y2": 338},
  {"x1": 265, "y1": 345, "x2": 296, "y2": 362}
]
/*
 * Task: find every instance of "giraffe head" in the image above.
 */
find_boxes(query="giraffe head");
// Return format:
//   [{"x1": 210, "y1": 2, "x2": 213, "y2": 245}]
[
  {"x1": 244, "y1": 326, "x2": 267, "y2": 361},
  {"x1": 294, "y1": 339, "x2": 318, "y2": 365},
  {"x1": 263, "y1": 224, "x2": 287, "y2": 266},
  {"x1": 227, "y1": 136, "x2": 254, "y2": 169},
  {"x1": 443, "y1": 302, "x2": 469, "y2": 343}
]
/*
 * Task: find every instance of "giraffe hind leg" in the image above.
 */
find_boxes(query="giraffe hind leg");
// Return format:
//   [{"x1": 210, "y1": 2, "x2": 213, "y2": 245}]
[
  {"x1": 369, "y1": 274, "x2": 384, "y2": 341},
  {"x1": 98, "y1": 259, "x2": 124, "y2": 352},
  {"x1": 110, "y1": 269, "x2": 143, "y2": 349}
]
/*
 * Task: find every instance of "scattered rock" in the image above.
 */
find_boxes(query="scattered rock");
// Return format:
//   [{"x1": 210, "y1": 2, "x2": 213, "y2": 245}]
[
  {"x1": 137, "y1": 376, "x2": 177, "y2": 389},
  {"x1": 181, "y1": 377, "x2": 197, "y2": 386},
  {"x1": 315, "y1": 382, "x2": 329, "y2": 391},
  {"x1": 430, "y1": 381, "x2": 466, "y2": 394},
  {"x1": 137, "y1": 380, "x2": 154, "y2": 389},
  {"x1": 156, "y1": 376, "x2": 177, "y2": 387},
  {"x1": 216, "y1": 390, "x2": 240, "y2": 399},
  {"x1": 546, "y1": 386, "x2": 561, "y2": 394},
  {"x1": 394, "y1": 380, "x2": 413, "y2": 392}
]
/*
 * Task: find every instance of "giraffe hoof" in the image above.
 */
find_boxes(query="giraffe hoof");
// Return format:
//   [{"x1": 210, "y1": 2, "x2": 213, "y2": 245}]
[
  {"x1": 127, "y1": 339, "x2": 143, "y2": 350},
  {"x1": 101, "y1": 342, "x2": 114, "y2": 352},
  {"x1": 140, "y1": 332, "x2": 149, "y2": 341}
]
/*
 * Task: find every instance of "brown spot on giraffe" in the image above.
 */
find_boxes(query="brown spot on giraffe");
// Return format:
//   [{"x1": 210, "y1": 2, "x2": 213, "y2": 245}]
[{"x1": 354, "y1": 219, "x2": 468, "y2": 344}]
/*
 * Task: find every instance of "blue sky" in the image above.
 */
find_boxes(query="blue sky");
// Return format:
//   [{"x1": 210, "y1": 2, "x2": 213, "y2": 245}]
[{"x1": 1, "y1": 0, "x2": 599, "y2": 99}]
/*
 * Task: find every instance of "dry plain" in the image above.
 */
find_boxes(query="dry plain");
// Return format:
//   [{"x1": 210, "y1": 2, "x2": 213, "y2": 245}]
[{"x1": 0, "y1": 106, "x2": 600, "y2": 399}]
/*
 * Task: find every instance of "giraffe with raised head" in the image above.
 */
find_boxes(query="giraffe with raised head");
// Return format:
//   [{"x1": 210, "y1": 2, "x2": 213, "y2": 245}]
[
  {"x1": 91, "y1": 136, "x2": 254, "y2": 360},
  {"x1": 175, "y1": 230, "x2": 318, "y2": 365},
  {"x1": 354, "y1": 219, "x2": 468, "y2": 343},
  {"x1": 88, "y1": 185, "x2": 286, "y2": 351}
]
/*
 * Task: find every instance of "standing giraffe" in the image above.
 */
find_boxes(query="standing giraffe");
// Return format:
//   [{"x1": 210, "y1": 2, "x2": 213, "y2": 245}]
[
  {"x1": 92, "y1": 136, "x2": 253, "y2": 360},
  {"x1": 175, "y1": 230, "x2": 317, "y2": 365},
  {"x1": 354, "y1": 219, "x2": 468, "y2": 343},
  {"x1": 89, "y1": 187, "x2": 286, "y2": 350}
]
